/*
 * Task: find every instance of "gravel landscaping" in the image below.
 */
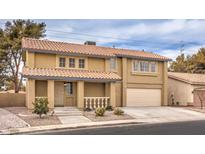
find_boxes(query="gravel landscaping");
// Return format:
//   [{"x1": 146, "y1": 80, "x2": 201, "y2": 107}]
[
  {"x1": 5, "y1": 107, "x2": 61, "y2": 127},
  {"x1": 0, "y1": 108, "x2": 29, "y2": 130},
  {"x1": 83, "y1": 110, "x2": 134, "y2": 122}
]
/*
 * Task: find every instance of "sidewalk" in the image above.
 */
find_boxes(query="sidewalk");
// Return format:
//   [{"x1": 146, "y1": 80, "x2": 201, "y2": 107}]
[{"x1": 0, "y1": 119, "x2": 140, "y2": 135}]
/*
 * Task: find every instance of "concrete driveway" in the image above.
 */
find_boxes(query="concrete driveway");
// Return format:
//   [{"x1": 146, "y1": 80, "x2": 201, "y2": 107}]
[{"x1": 122, "y1": 107, "x2": 205, "y2": 123}]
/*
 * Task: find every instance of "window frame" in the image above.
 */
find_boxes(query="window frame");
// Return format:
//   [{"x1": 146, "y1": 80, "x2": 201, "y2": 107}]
[
  {"x1": 133, "y1": 60, "x2": 139, "y2": 72},
  {"x1": 150, "y1": 62, "x2": 157, "y2": 72},
  {"x1": 140, "y1": 61, "x2": 149, "y2": 72},
  {"x1": 79, "y1": 58, "x2": 85, "y2": 69},
  {"x1": 132, "y1": 60, "x2": 157, "y2": 73},
  {"x1": 59, "y1": 57, "x2": 66, "y2": 67},
  {"x1": 69, "y1": 58, "x2": 75, "y2": 68}
]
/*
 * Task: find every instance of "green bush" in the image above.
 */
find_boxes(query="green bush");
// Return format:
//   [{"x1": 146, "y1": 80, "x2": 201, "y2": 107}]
[
  {"x1": 95, "y1": 107, "x2": 106, "y2": 116},
  {"x1": 33, "y1": 97, "x2": 49, "y2": 118},
  {"x1": 105, "y1": 105, "x2": 113, "y2": 111},
  {"x1": 84, "y1": 107, "x2": 92, "y2": 112},
  {"x1": 113, "y1": 108, "x2": 124, "y2": 115}
]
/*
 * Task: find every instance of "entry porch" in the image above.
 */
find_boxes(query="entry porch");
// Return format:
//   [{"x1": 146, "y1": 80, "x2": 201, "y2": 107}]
[{"x1": 26, "y1": 79, "x2": 117, "y2": 109}]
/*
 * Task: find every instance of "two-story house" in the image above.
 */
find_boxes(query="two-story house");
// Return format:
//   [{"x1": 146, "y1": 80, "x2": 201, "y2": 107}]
[{"x1": 22, "y1": 38, "x2": 170, "y2": 109}]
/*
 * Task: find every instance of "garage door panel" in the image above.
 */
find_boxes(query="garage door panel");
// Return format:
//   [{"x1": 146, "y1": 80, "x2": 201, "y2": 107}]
[{"x1": 126, "y1": 88, "x2": 161, "y2": 107}]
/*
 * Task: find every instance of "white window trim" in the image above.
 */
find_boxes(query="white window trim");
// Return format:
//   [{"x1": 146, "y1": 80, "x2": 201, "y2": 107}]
[{"x1": 132, "y1": 60, "x2": 158, "y2": 74}]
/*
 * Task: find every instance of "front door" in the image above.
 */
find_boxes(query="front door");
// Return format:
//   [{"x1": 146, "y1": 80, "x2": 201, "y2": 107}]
[{"x1": 64, "y1": 82, "x2": 77, "y2": 106}]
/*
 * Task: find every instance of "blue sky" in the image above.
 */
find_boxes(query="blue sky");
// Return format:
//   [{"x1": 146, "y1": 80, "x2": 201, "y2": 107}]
[{"x1": 1, "y1": 19, "x2": 205, "y2": 59}]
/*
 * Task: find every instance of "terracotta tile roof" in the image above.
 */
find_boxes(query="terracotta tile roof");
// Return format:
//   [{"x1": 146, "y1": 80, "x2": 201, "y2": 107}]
[
  {"x1": 168, "y1": 72, "x2": 205, "y2": 85},
  {"x1": 22, "y1": 38, "x2": 171, "y2": 61},
  {"x1": 22, "y1": 67, "x2": 121, "y2": 81}
]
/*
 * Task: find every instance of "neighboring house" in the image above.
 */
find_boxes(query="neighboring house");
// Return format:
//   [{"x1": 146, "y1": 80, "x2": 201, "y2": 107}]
[
  {"x1": 22, "y1": 38, "x2": 170, "y2": 109},
  {"x1": 168, "y1": 72, "x2": 205, "y2": 106}
]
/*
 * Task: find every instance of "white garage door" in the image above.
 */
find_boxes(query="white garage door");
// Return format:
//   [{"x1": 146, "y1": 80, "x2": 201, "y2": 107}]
[{"x1": 126, "y1": 88, "x2": 161, "y2": 107}]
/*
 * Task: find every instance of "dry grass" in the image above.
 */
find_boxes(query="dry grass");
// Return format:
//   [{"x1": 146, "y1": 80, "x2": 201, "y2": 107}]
[{"x1": 5, "y1": 107, "x2": 61, "y2": 127}]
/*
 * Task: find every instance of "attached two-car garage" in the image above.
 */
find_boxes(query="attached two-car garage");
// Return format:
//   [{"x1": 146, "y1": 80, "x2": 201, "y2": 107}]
[{"x1": 126, "y1": 88, "x2": 161, "y2": 107}]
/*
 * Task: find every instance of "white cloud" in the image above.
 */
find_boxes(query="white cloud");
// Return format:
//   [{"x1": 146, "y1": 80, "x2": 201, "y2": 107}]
[
  {"x1": 160, "y1": 44, "x2": 205, "y2": 60},
  {"x1": 38, "y1": 19, "x2": 205, "y2": 60}
]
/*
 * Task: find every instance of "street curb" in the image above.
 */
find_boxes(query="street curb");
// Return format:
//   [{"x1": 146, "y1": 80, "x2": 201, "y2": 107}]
[{"x1": 0, "y1": 119, "x2": 142, "y2": 135}]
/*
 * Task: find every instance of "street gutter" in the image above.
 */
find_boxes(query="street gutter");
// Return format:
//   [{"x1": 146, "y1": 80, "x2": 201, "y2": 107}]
[{"x1": 0, "y1": 119, "x2": 142, "y2": 135}]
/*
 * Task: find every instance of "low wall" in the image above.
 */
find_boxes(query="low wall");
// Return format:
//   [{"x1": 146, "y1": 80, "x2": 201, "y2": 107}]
[{"x1": 0, "y1": 93, "x2": 26, "y2": 107}]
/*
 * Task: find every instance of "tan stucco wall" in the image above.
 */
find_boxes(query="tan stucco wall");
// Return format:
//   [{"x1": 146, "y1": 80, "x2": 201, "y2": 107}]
[
  {"x1": 25, "y1": 50, "x2": 168, "y2": 108},
  {"x1": 162, "y1": 62, "x2": 168, "y2": 105},
  {"x1": 26, "y1": 79, "x2": 35, "y2": 109},
  {"x1": 84, "y1": 82, "x2": 105, "y2": 97},
  {"x1": 88, "y1": 57, "x2": 105, "y2": 71},
  {"x1": 54, "y1": 81, "x2": 64, "y2": 107},
  {"x1": 127, "y1": 59, "x2": 163, "y2": 84},
  {"x1": 115, "y1": 82, "x2": 122, "y2": 107},
  {"x1": 35, "y1": 53, "x2": 56, "y2": 68},
  {"x1": 26, "y1": 51, "x2": 35, "y2": 67},
  {"x1": 120, "y1": 58, "x2": 166, "y2": 106},
  {"x1": 35, "y1": 80, "x2": 47, "y2": 97},
  {"x1": 0, "y1": 93, "x2": 25, "y2": 107},
  {"x1": 77, "y1": 81, "x2": 84, "y2": 108},
  {"x1": 168, "y1": 78, "x2": 194, "y2": 106},
  {"x1": 47, "y1": 80, "x2": 54, "y2": 108}
]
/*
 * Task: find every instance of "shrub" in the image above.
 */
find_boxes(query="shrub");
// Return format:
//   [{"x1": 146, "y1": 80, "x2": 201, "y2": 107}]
[
  {"x1": 113, "y1": 108, "x2": 124, "y2": 115},
  {"x1": 33, "y1": 97, "x2": 49, "y2": 118},
  {"x1": 95, "y1": 107, "x2": 106, "y2": 116},
  {"x1": 84, "y1": 107, "x2": 92, "y2": 112},
  {"x1": 176, "y1": 101, "x2": 180, "y2": 106},
  {"x1": 105, "y1": 105, "x2": 113, "y2": 111}
]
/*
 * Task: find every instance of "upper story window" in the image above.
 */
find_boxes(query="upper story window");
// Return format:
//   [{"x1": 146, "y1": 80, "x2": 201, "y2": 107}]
[
  {"x1": 79, "y1": 59, "x2": 85, "y2": 68},
  {"x1": 69, "y1": 58, "x2": 75, "y2": 68},
  {"x1": 59, "y1": 57, "x2": 66, "y2": 67},
  {"x1": 140, "y1": 61, "x2": 149, "y2": 72},
  {"x1": 133, "y1": 60, "x2": 139, "y2": 72},
  {"x1": 110, "y1": 58, "x2": 117, "y2": 71},
  {"x1": 132, "y1": 60, "x2": 157, "y2": 73},
  {"x1": 150, "y1": 62, "x2": 157, "y2": 72}
]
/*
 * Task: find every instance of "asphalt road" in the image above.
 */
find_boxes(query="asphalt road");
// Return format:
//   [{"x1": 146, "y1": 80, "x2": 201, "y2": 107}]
[{"x1": 26, "y1": 120, "x2": 205, "y2": 135}]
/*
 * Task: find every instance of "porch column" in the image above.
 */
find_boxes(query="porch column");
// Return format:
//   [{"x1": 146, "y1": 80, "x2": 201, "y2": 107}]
[
  {"x1": 77, "y1": 81, "x2": 84, "y2": 109},
  {"x1": 26, "y1": 79, "x2": 35, "y2": 109},
  {"x1": 110, "y1": 82, "x2": 116, "y2": 107},
  {"x1": 47, "y1": 80, "x2": 54, "y2": 109}
]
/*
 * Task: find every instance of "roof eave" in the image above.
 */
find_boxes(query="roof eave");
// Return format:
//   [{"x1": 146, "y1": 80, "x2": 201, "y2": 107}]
[
  {"x1": 23, "y1": 75, "x2": 121, "y2": 82},
  {"x1": 115, "y1": 54, "x2": 171, "y2": 62},
  {"x1": 168, "y1": 75, "x2": 205, "y2": 85}
]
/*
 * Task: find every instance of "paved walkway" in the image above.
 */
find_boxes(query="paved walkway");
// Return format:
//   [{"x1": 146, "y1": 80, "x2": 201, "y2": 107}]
[
  {"x1": 122, "y1": 107, "x2": 205, "y2": 123},
  {"x1": 58, "y1": 116, "x2": 91, "y2": 124},
  {"x1": 0, "y1": 108, "x2": 29, "y2": 130},
  {"x1": 54, "y1": 107, "x2": 91, "y2": 124}
]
